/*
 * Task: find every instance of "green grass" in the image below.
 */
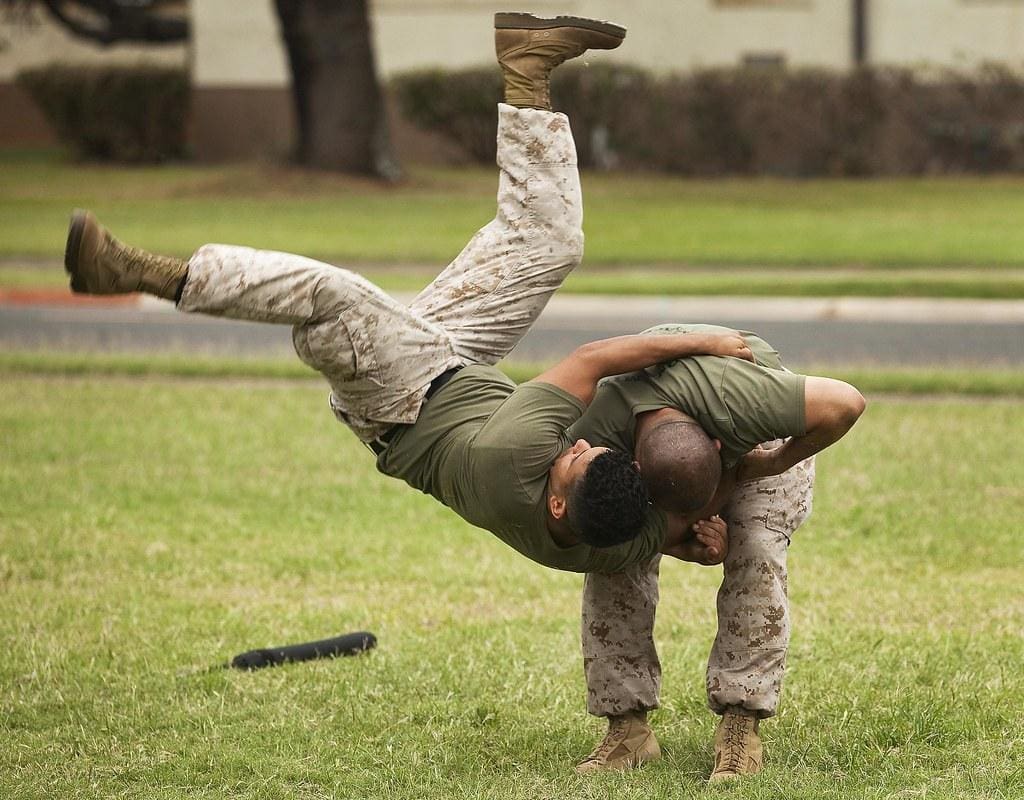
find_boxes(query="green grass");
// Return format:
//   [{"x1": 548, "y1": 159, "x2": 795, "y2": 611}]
[
  {"x1": 3, "y1": 350, "x2": 1024, "y2": 397},
  {"x1": 4, "y1": 150, "x2": 1024, "y2": 298},
  {"x1": 0, "y1": 375, "x2": 1021, "y2": 798}
]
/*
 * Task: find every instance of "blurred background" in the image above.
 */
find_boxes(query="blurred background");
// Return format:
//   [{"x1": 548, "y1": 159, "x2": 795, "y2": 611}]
[{"x1": 1, "y1": 0, "x2": 1023, "y2": 377}]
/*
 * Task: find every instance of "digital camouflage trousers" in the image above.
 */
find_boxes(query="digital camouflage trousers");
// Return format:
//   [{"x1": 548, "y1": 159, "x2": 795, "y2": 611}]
[
  {"x1": 177, "y1": 104, "x2": 583, "y2": 443},
  {"x1": 581, "y1": 454, "x2": 816, "y2": 719}
]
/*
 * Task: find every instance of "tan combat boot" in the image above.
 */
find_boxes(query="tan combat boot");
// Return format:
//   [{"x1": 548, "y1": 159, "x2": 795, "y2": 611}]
[
  {"x1": 709, "y1": 712, "x2": 763, "y2": 783},
  {"x1": 64, "y1": 209, "x2": 188, "y2": 300},
  {"x1": 495, "y1": 12, "x2": 626, "y2": 110},
  {"x1": 575, "y1": 711, "x2": 661, "y2": 774}
]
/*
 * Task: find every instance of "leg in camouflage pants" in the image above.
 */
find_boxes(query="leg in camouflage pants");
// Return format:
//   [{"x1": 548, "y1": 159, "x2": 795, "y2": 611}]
[
  {"x1": 581, "y1": 454, "x2": 816, "y2": 719},
  {"x1": 177, "y1": 104, "x2": 583, "y2": 443}
]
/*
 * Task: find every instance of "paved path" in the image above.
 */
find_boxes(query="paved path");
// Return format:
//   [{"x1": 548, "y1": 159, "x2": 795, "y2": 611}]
[{"x1": 3, "y1": 293, "x2": 1023, "y2": 368}]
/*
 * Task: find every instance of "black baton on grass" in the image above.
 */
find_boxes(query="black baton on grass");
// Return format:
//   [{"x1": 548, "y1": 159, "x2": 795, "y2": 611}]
[{"x1": 230, "y1": 631, "x2": 377, "y2": 670}]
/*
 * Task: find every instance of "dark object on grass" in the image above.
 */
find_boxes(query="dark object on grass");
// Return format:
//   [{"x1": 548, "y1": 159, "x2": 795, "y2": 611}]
[{"x1": 230, "y1": 631, "x2": 377, "y2": 670}]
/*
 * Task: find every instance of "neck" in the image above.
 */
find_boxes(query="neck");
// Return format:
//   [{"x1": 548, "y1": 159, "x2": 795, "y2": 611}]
[{"x1": 546, "y1": 506, "x2": 580, "y2": 548}]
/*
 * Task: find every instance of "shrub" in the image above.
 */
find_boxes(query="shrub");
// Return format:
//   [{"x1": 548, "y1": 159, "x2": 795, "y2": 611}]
[
  {"x1": 392, "y1": 63, "x2": 1024, "y2": 176},
  {"x1": 17, "y1": 64, "x2": 190, "y2": 162},
  {"x1": 392, "y1": 68, "x2": 501, "y2": 164}
]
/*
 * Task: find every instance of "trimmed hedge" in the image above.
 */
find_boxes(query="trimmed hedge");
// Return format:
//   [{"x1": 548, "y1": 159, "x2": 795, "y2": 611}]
[
  {"x1": 393, "y1": 64, "x2": 1024, "y2": 175},
  {"x1": 17, "y1": 64, "x2": 190, "y2": 162}
]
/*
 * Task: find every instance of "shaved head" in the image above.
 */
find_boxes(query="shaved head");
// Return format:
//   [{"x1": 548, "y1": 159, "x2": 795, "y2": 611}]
[{"x1": 636, "y1": 420, "x2": 721, "y2": 513}]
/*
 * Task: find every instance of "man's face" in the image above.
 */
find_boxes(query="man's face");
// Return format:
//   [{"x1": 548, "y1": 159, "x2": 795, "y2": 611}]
[{"x1": 549, "y1": 438, "x2": 611, "y2": 499}]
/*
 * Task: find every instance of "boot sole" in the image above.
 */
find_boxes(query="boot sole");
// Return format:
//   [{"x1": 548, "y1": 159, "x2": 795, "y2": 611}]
[
  {"x1": 494, "y1": 12, "x2": 626, "y2": 40},
  {"x1": 64, "y1": 209, "x2": 88, "y2": 293}
]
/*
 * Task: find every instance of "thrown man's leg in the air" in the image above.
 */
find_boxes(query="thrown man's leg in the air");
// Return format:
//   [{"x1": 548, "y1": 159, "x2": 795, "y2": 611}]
[
  {"x1": 63, "y1": 12, "x2": 625, "y2": 445},
  {"x1": 409, "y1": 12, "x2": 626, "y2": 365}
]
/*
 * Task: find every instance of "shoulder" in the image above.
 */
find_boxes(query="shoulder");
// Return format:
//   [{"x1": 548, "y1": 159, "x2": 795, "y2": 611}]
[{"x1": 479, "y1": 381, "x2": 585, "y2": 441}]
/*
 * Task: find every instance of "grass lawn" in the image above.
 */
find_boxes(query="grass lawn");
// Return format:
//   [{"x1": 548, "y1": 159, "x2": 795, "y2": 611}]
[
  {"x1": 1, "y1": 373, "x2": 1022, "y2": 798},
  {"x1": 4, "y1": 150, "x2": 1024, "y2": 298},
  {"x1": 3, "y1": 350, "x2": 1024, "y2": 397}
]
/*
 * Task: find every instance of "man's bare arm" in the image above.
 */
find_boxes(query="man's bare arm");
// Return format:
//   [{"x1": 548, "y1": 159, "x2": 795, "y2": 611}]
[
  {"x1": 736, "y1": 376, "x2": 866, "y2": 483},
  {"x1": 533, "y1": 332, "x2": 753, "y2": 406}
]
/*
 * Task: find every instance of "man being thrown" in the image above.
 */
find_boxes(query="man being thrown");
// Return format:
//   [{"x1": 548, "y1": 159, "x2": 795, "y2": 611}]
[
  {"x1": 570, "y1": 324, "x2": 865, "y2": 781},
  {"x1": 62, "y1": 14, "x2": 745, "y2": 574}
]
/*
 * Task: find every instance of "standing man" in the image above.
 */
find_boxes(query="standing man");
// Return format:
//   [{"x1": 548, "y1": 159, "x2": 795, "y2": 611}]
[
  {"x1": 569, "y1": 324, "x2": 864, "y2": 781},
  {"x1": 62, "y1": 15, "x2": 751, "y2": 574}
]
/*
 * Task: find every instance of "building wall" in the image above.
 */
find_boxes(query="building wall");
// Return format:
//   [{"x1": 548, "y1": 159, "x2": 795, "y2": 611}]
[
  {"x1": 191, "y1": 0, "x2": 1024, "y2": 84},
  {"x1": 191, "y1": 0, "x2": 287, "y2": 85},
  {"x1": 189, "y1": 0, "x2": 852, "y2": 82},
  {"x1": 4, "y1": 1, "x2": 1024, "y2": 155},
  {"x1": 871, "y1": 0, "x2": 1024, "y2": 68}
]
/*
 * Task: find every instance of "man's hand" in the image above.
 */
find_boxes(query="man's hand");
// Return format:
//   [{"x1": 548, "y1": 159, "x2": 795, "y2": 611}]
[
  {"x1": 662, "y1": 515, "x2": 728, "y2": 565},
  {"x1": 702, "y1": 333, "x2": 755, "y2": 363},
  {"x1": 736, "y1": 445, "x2": 781, "y2": 483}
]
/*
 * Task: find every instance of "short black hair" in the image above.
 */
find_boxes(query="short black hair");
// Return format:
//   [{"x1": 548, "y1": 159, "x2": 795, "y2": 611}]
[
  {"x1": 637, "y1": 421, "x2": 721, "y2": 513},
  {"x1": 568, "y1": 450, "x2": 649, "y2": 549}
]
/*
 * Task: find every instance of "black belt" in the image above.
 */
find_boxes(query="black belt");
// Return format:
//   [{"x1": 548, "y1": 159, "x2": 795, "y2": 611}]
[{"x1": 367, "y1": 366, "x2": 463, "y2": 456}]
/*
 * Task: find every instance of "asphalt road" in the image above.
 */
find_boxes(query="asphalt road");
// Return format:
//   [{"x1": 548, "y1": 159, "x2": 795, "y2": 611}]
[{"x1": 3, "y1": 295, "x2": 1023, "y2": 368}]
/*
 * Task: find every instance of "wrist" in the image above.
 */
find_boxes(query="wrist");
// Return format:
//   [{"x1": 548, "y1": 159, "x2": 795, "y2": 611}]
[{"x1": 680, "y1": 333, "x2": 711, "y2": 357}]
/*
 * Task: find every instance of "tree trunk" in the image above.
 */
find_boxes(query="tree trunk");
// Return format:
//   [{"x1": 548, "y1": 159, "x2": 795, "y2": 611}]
[{"x1": 273, "y1": 0, "x2": 399, "y2": 178}]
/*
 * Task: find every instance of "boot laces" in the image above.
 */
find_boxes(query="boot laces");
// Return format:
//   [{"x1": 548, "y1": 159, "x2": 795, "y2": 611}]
[
  {"x1": 721, "y1": 715, "x2": 752, "y2": 772},
  {"x1": 584, "y1": 716, "x2": 631, "y2": 763},
  {"x1": 110, "y1": 235, "x2": 182, "y2": 283},
  {"x1": 116, "y1": 239, "x2": 158, "y2": 274}
]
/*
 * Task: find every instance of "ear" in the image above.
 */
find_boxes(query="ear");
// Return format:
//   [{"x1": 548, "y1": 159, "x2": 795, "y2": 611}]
[
  {"x1": 632, "y1": 459, "x2": 641, "y2": 472},
  {"x1": 547, "y1": 491, "x2": 568, "y2": 521},
  {"x1": 713, "y1": 438, "x2": 722, "y2": 452}
]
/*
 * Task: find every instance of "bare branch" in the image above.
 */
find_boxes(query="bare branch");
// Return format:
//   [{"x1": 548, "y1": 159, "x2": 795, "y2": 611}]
[{"x1": 34, "y1": 0, "x2": 187, "y2": 46}]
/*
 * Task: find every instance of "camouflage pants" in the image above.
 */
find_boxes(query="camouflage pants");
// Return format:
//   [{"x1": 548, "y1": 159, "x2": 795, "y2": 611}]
[
  {"x1": 581, "y1": 455, "x2": 816, "y2": 719},
  {"x1": 177, "y1": 104, "x2": 583, "y2": 443}
]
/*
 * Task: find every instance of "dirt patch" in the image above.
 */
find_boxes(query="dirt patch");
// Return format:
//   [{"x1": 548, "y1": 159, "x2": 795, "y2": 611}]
[{"x1": 0, "y1": 288, "x2": 141, "y2": 307}]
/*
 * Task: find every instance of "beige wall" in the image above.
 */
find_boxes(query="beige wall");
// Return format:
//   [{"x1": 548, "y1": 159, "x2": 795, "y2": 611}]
[
  {"x1": 191, "y1": 0, "x2": 288, "y2": 86},
  {"x1": 5, "y1": 1, "x2": 1024, "y2": 87},
  {"x1": 190, "y1": 1, "x2": 850, "y2": 82},
  {"x1": 190, "y1": 0, "x2": 1024, "y2": 87},
  {"x1": 585, "y1": 0, "x2": 849, "y2": 71},
  {"x1": 871, "y1": 0, "x2": 1024, "y2": 68}
]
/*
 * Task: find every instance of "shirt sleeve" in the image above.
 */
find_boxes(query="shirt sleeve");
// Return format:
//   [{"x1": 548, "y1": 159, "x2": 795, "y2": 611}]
[{"x1": 719, "y1": 361, "x2": 807, "y2": 467}]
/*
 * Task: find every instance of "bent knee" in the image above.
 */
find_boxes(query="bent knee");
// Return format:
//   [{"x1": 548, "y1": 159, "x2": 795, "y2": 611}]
[{"x1": 292, "y1": 319, "x2": 357, "y2": 381}]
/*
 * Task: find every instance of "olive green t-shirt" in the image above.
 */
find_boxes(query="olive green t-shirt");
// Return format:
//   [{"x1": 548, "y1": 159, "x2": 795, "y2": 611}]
[
  {"x1": 376, "y1": 364, "x2": 664, "y2": 574},
  {"x1": 570, "y1": 323, "x2": 806, "y2": 468},
  {"x1": 568, "y1": 324, "x2": 807, "y2": 549}
]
